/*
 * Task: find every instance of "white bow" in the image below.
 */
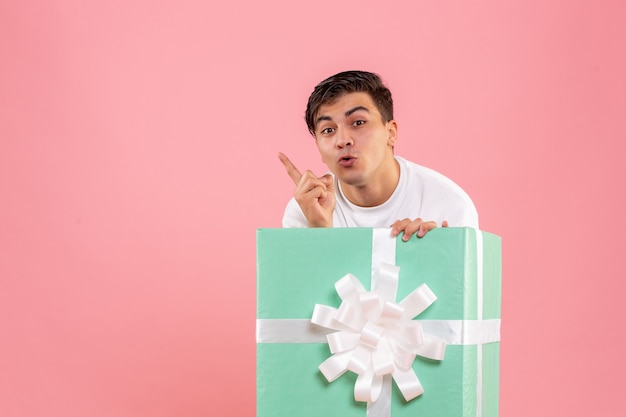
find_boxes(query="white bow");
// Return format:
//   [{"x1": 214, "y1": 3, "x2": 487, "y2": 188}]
[{"x1": 311, "y1": 263, "x2": 446, "y2": 403}]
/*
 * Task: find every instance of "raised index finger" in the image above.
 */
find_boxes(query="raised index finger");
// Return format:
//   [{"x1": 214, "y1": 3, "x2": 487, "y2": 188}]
[{"x1": 278, "y1": 152, "x2": 302, "y2": 184}]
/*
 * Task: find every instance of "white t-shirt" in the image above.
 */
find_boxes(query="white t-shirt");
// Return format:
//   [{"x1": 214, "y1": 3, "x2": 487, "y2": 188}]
[{"x1": 282, "y1": 156, "x2": 479, "y2": 228}]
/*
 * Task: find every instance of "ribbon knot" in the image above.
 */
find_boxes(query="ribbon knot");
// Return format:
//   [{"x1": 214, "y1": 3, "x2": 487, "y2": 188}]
[{"x1": 311, "y1": 263, "x2": 446, "y2": 404}]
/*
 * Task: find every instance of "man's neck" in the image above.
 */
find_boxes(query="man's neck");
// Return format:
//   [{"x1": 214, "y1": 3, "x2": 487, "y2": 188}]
[{"x1": 341, "y1": 157, "x2": 400, "y2": 207}]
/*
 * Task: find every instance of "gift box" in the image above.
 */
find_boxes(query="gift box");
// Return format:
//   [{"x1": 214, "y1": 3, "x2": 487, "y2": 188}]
[{"x1": 256, "y1": 227, "x2": 501, "y2": 417}]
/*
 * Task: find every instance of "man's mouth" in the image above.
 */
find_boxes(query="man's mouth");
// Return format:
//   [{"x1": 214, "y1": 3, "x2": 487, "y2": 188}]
[{"x1": 338, "y1": 155, "x2": 356, "y2": 167}]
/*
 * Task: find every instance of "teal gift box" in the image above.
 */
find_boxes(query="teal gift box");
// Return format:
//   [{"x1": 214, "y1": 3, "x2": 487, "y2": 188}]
[{"x1": 256, "y1": 227, "x2": 501, "y2": 417}]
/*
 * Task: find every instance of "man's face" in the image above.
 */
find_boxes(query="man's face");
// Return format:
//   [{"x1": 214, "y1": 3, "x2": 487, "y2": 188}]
[{"x1": 314, "y1": 92, "x2": 397, "y2": 189}]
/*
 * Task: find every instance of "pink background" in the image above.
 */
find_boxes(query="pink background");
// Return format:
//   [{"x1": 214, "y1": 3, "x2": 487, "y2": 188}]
[{"x1": 1, "y1": 1, "x2": 624, "y2": 416}]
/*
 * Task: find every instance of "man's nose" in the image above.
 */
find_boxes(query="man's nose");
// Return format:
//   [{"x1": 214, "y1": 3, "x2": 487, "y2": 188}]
[{"x1": 335, "y1": 127, "x2": 354, "y2": 148}]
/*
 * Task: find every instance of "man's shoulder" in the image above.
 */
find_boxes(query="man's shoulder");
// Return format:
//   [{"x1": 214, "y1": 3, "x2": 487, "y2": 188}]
[
  {"x1": 282, "y1": 197, "x2": 308, "y2": 228},
  {"x1": 395, "y1": 155, "x2": 479, "y2": 227},
  {"x1": 396, "y1": 156, "x2": 462, "y2": 188}
]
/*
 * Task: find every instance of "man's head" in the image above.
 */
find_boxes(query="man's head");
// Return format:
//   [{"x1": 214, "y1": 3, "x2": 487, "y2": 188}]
[{"x1": 305, "y1": 70, "x2": 394, "y2": 137}]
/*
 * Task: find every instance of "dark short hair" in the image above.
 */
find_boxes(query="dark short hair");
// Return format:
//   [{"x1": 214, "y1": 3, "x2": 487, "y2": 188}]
[{"x1": 305, "y1": 70, "x2": 394, "y2": 136}]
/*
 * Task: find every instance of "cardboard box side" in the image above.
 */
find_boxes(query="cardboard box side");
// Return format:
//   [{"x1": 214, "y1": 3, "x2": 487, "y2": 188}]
[
  {"x1": 256, "y1": 228, "x2": 502, "y2": 416},
  {"x1": 256, "y1": 228, "x2": 373, "y2": 319},
  {"x1": 482, "y1": 231, "x2": 502, "y2": 320},
  {"x1": 395, "y1": 227, "x2": 471, "y2": 320},
  {"x1": 482, "y1": 342, "x2": 501, "y2": 417}
]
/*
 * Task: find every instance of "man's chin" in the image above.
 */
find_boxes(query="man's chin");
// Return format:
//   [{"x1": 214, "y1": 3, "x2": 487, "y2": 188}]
[{"x1": 336, "y1": 174, "x2": 367, "y2": 189}]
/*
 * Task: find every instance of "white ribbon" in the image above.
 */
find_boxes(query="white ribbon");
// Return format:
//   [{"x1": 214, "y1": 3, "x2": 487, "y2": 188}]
[
  {"x1": 476, "y1": 230, "x2": 484, "y2": 417},
  {"x1": 256, "y1": 318, "x2": 500, "y2": 345},
  {"x1": 311, "y1": 264, "x2": 446, "y2": 404}
]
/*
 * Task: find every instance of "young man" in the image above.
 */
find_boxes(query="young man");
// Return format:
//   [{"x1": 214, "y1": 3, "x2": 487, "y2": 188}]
[{"x1": 279, "y1": 70, "x2": 478, "y2": 240}]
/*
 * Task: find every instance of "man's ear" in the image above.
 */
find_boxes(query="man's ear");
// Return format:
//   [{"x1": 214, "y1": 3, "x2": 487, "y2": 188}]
[{"x1": 387, "y1": 120, "x2": 398, "y2": 147}]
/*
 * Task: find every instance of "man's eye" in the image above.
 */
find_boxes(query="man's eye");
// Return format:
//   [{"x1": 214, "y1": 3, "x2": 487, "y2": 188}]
[
  {"x1": 354, "y1": 120, "x2": 366, "y2": 126},
  {"x1": 320, "y1": 127, "x2": 335, "y2": 135}
]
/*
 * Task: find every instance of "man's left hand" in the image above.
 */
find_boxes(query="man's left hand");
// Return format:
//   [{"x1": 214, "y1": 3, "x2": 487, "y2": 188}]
[{"x1": 390, "y1": 218, "x2": 449, "y2": 241}]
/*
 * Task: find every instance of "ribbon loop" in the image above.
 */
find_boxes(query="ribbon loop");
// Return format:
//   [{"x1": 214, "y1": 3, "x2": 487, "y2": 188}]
[
  {"x1": 335, "y1": 273, "x2": 366, "y2": 304},
  {"x1": 379, "y1": 301, "x2": 404, "y2": 322},
  {"x1": 355, "y1": 369, "x2": 383, "y2": 403},
  {"x1": 312, "y1": 304, "x2": 351, "y2": 332},
  {"x1": 360, "y1": 322, "x2": 385, "y2": 348},
  {"x1": 399, "y1": 284, "x2": 437, "y2": 320},
  {"x1": 414, "y1": 336, "x2": 446, "y2": 361},
  {"x1": 347, "y1": 345, "x2": 373, "y2": 374},
  {"x1": 392, "y1": 367, "x2": 424, "y2": 401},
  {"x1": 336, "y1": 301, "x2": 366, "y2": 331},
  {"x1": 319, "y1": 350, "x2": 351, "y2": 382},
  {"x1": 327, "y1": 331, "x2": 360, "y2": 354},
  {"x1": 372, "y1": 339, "x2": 394, "y2": 375}
]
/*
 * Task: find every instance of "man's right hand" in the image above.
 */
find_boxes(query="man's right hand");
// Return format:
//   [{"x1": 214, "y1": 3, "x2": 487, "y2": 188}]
[{"x1": 278, "y1": 152, "x2": 335, "y2": 227}]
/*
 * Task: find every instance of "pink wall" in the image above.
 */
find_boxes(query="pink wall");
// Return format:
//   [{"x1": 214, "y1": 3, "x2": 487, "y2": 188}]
[{"x1": 1, "y1": 1, "x2": 624, "y2": 416}]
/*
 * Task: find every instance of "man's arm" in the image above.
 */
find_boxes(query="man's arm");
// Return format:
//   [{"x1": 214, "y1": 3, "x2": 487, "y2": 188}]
[{"x1": 278, "y1": 152, "x2": 336, "y2": 228}]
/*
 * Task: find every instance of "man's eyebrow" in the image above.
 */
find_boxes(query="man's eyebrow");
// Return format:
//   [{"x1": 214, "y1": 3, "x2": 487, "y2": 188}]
[
  {"x1": 315, "y1": 115, "x2": 332, "y2": 126},
  {"x1": 345, "y1": 106, "x2": 370, "y2": 117},
  {"x1": 315, "y1": 106, "x2": 371, "y2": 128}
]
